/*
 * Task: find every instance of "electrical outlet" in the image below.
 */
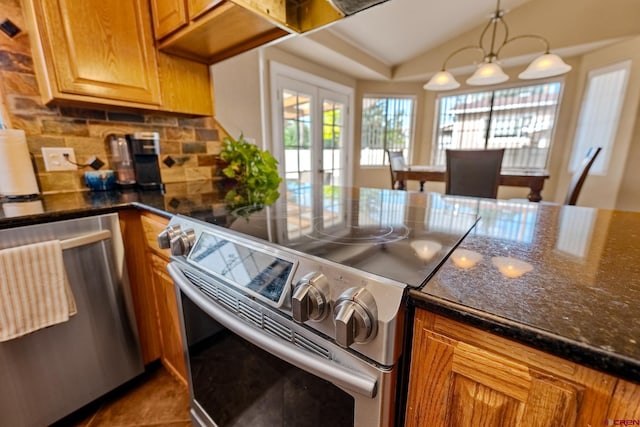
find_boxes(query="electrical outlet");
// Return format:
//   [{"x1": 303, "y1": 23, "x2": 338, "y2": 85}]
[{"x1": 42, "y1": 147, "x2": 78, "y2": 171}]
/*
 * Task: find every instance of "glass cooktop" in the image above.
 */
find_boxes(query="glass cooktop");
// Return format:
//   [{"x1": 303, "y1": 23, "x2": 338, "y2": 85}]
[{"x1": 197, "y1": 186, "x2": 480, "y2": 289}]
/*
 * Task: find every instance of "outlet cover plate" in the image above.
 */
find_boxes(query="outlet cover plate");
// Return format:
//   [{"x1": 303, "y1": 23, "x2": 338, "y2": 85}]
[{"x1": 42, "y1": 147, "x2": 77, "y2": 171}]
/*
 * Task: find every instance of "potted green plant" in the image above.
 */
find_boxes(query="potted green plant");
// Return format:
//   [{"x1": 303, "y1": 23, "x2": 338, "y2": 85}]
[{"x1": 218, "y1": 134, "x2": 282, "y2": 214}]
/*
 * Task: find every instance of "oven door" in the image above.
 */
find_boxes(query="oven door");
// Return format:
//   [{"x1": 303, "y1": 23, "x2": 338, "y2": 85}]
[{"x1": 169, "y1": 263, "x2": 395, "y2": 427}]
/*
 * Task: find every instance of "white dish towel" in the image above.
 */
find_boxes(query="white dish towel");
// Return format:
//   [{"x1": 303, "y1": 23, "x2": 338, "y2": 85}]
[{"x1": 0, "y1": 240, "x2": 77, "y2": 342}]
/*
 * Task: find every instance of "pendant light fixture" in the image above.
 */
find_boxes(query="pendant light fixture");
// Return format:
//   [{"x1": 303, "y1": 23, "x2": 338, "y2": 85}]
[{"x1": 424, "y1": 0, "x2": 571, "y2": 91}]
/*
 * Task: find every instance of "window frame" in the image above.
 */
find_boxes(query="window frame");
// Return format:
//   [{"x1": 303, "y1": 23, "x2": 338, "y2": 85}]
[
  {"x1": 569, "y1": 60, "x2": 631, "y2": 175},
  {"x1": 359, "y1": 94, "x2": 417, "y2": 167},
  {"x1": 430, "y1": 79, "x2": 566, "y2": 171}
]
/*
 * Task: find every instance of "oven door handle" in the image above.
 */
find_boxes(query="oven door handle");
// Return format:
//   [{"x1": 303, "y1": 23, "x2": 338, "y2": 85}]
[{"x1": 169, "y1": 263, "x2": 378, "y2": 398}]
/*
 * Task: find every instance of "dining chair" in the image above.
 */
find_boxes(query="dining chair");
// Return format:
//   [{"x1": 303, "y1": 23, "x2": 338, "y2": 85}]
[
  {"x1": 445, "y1": 149, "x2": 505, "y2": 199},
  {"x1": 564, "y1": 146, "x2": 602, "y2": 206},
  {"x1": 386, "y1": 150, "x2": 407, "y2": 189}
]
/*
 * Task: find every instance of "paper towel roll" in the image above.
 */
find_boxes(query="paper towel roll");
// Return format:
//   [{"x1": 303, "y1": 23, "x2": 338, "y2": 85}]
[{"x1": 0, "y1": 129, "x2": 40, "y2": 197}]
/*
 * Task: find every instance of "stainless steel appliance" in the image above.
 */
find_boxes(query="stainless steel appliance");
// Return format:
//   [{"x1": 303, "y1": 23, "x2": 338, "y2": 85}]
[
  {"x1": 0, "y1": 213, "x2": 144, "y2": 426},
  {"x1": 109, "y1": 133, "x2": 136, "y2": 188},
  {"x1": 163, "y1": 189, "x2": 478, "y2": 426},
  {"x1": 126, "y1": 132, "x2": 163, "y2": 190}
]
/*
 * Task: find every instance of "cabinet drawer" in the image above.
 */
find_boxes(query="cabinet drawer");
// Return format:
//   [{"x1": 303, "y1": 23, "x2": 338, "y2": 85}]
[{"x1": 140, "y1": 213, "x2": 171, "y2": 258}]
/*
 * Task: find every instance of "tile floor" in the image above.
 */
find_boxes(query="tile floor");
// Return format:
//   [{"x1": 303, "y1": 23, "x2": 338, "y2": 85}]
[{"x1": 52, "y1": 364, "x2": 191, "y2": 427}]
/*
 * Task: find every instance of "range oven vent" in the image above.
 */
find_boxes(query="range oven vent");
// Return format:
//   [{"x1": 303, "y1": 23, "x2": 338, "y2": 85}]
[
  {"x1": 238, "y1": 302, "x2": 262, "y2": 327},
  {"x1": 182, "y1": 269, "x2": 331, "y2": 360},
  {"x1": 263, "y1": 316, "x2": 292, "y2": 341},
  {"x1": 294, "y1": 333, "x2": 331, "y2": 359},
  {"x1": 217, "y1": 288, "x2": 238, "y2": 312}
]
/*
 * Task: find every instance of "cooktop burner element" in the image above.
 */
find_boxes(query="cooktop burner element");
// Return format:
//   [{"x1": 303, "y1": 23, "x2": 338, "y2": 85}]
[{"x1": 307, "y1": 216, "x2": 411, "y2": 245}]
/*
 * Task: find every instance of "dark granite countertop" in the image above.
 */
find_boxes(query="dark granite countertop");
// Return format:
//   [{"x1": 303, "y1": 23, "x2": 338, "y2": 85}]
[
  {"x1": 2, "y1": 186, "x2": 639, "y2": 384},
  {"x1": 410, "y1": 196, "x2": 640, "y2": 383},
  {"x1": 0, "y1": 181, "x2": 224, "y2": 229}
]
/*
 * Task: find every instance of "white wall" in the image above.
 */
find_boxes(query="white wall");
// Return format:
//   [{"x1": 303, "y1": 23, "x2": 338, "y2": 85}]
[
  {"x1": 556, "y1": 36, "x2": 640, "y2": 210},
  {"x1": 211, "y1": 49, "x2": 263, "y2": 144},
  {"x1": 212, "y1": 46, "x2": 356, "y2": 154}
]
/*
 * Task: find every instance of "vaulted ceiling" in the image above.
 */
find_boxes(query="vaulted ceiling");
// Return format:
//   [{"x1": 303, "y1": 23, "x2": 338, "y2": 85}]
[{"x1": 275, "y1": 0, "x2": 639, "y2": 82}]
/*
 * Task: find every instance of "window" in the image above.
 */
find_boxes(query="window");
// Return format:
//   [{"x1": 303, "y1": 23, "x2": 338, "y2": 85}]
[
  {"x1": 360, "y1": 96, "x2": 415, "y2": 166},
  {"x1": 570, "y1": 60, "x2": 630, "y2": 175},
  {"x1": 431, "y1": 82, "x2": 564, "y2": 170}
]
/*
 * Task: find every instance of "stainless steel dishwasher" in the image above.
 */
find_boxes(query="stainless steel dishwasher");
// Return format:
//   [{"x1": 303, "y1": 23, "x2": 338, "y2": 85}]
[{"x1": 0, "y1": 212, "x2": 144, "y2": 427}]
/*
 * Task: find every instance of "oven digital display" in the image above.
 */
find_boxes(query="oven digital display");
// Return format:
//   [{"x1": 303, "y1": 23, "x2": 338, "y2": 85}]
[{"x1": 187, "y1": 232, "x2": 294, "y2": 304}]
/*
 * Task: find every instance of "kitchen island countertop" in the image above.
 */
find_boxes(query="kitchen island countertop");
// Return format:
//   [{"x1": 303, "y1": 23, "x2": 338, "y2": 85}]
[
  {"x1": 1, "y1": 185, "x2": 639, "y2": 384},
  {"x1": 410, "y1": 197, "x2": 640, "y2": 384}
]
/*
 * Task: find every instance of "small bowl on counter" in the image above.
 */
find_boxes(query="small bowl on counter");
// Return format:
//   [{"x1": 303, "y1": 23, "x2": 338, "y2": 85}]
[{"x1": 84, "y1": 170, "x2": 116, "y2": 191}]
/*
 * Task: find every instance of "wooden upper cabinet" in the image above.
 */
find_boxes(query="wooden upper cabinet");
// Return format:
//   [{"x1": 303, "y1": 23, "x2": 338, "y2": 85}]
[
  {"x1": 150, "y1": 0, "x2": 343, "y2": 65},
  {"x1": 150, "y1": 0, "x2": 222, "y2": 40},
  {"x1": 151, "y1": 0, "x2": 189, "y2": 39},
  {"x1": 24, "y1": 0, "x2": 162, "y2": 107},
  {"x1": 188, "y1": 0, "x2": 221, "y2": 20},
  {"x1": 406, "y1": 310, "x2": 621, "y2": 427},
  {"x1": 22, "y1": 0, "x2": 213, "y2": 116},
  {"x1": 154, "y1": 0, "x2": 288, "y2": 64}
]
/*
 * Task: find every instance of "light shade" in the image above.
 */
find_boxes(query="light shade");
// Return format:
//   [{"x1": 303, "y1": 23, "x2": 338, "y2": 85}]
[
  {"x1": 519, "y1": 53, "x2": 572, "y2": 79},
  {"x1": 466, "y1": 62, "x2": 509, "y2": 86},
  {"x1": 410, "y1": 240, "x2": 442, "y2": 261},
  {"x1": 423, "y1": 71, "x2": 461, "y2": 91}
]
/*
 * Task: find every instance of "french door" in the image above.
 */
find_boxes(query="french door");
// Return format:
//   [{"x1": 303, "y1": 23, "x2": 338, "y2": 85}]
[{"x1": 271, "y1": 65, "x2": 352, "y2": 241}]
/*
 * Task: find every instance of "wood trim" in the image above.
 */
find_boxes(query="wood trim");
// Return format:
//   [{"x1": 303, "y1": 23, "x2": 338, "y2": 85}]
[
  {"x1": 140, "y1": 212, "x2": 172, "y2": 259},
  {"x1": 119, "y1": 210, "x2": 162, "y2": 364}
]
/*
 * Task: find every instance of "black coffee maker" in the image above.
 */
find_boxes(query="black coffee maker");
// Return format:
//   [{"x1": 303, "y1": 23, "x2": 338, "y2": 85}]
[{"x1": 125, "y1": 132, "x2": 163, "y2": 191}]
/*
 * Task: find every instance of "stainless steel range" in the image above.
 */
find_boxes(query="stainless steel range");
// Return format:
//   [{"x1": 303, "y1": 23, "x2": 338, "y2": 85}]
[{"x1": 162, "y1": 188, "x2": 477, "y2": 427}]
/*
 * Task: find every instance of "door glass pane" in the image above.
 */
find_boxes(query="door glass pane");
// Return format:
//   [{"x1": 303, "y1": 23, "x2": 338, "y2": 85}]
[
  {"x1": 322, "y1": 99, "x2": 345, "y2": 227},
  {"x1": 283, "y1": 89, "x2": 312, "y2": 189},
  {"x1": 278, "y1": 82, "x2": 349, "y2": 241},
  {"x1": 283, "y1": 89, "x2": 313, "y2": 240}
]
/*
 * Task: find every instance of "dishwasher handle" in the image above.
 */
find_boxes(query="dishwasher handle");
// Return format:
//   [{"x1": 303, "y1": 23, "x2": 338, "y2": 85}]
[{"x1": 60, "y1": 230, "x2": 111, "y2": 250}]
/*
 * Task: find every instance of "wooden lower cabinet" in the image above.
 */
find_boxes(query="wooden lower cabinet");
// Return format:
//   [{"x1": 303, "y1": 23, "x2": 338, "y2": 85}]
[
  {"x1": 121, "y1": 210, "x2": 187, "y2": 386},
  {"x1": 406, "y1": 310, "x2": 640, "y2": 426},
  {"x1": 150, "y1": 253, "x2": 188, "y2": 385},
  {"x1": 119, "y1": 210, "x2": 161, "y2": 364}
]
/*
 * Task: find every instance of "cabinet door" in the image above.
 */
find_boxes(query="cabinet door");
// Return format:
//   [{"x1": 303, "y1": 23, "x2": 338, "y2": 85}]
[
  {"x1": 151, "y1": 0, "x2": 189, "y2": 39},
  {"x1": 151, "y1": 253, "x2": 188, "y2": 386},
  {"x1": 406, "y1": 311, "x2": 615, "y2": 427},
  {"x1": 608, "y1": 380, "x2": 640, "y2": 421},
  {"x1": 27, "y1": 0, "x2": 161, "y2": 105},
  {"x1": 158, "y1": 52, "x2": 214, "y2": 116}
]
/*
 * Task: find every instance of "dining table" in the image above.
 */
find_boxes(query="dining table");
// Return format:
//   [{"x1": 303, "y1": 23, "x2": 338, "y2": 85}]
[{"x1": 394, "y1": 165, "x2": 550, "y2": 202}]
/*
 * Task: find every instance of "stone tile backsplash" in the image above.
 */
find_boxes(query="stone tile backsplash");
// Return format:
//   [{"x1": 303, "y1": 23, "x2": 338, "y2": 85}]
[{"x1": 0, "y1": 0, "x2": 226, "y2": 194}]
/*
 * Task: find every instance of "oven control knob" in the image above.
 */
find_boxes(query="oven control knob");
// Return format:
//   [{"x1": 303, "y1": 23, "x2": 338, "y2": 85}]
[
  {"x1": 157, "y1": 225, "x2": 181, "y2": 249},
  {"x1": 333, "y1": 288, "x2": 377, "y2": 348},
  {"x1": 292, "y1": 272, "x2": 329, "y2": 323},
  {"x1": 170, "y1": 228, "x2": 196, "y2": 256}
]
